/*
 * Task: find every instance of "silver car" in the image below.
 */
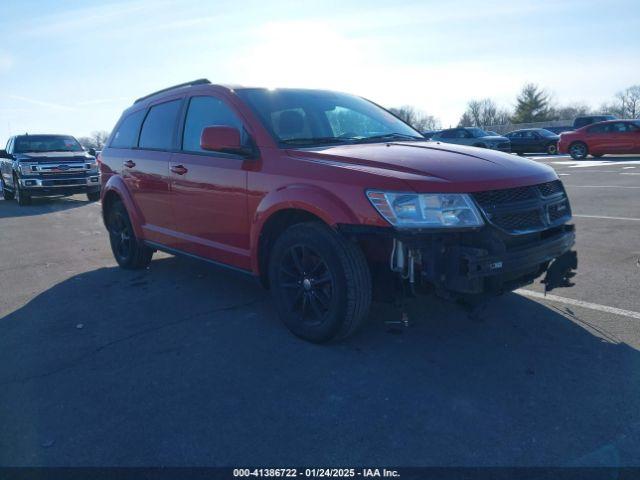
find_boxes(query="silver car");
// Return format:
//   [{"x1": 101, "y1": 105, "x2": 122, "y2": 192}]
[{"x1": 432, "y1": 127, "x2": 511, "y2": 152}]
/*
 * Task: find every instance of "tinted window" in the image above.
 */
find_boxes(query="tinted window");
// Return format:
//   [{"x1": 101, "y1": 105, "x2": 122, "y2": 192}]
[
  {"x1": 182, "y1": 96, "x2": 244, "y2": 152},
  {"x1": 439, "y1": 129, "x2": 457, "y2": 139},
  {"x1": 139, "y1": 100, "x2": 182, "y2": 150},
  {"x1": 610, "y1": 122, "x2": 632, "y2": 132},
  {"x1": 111, "y1": 110, "x2": 146, "y2": 148}
]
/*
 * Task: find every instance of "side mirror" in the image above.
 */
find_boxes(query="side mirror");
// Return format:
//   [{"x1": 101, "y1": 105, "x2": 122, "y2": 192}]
[
  {"x1": 88, "y1": 148, "x2": 97, "y2": 156},
  {"x1": 200, "y1": 126, "x2": 251, "y2": 156}
]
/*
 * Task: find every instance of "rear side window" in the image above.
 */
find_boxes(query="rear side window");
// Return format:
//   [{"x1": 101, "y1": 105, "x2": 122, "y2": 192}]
[
  {"x1": 139, "y1": 100, "x2": 182, "y2": 150},
  {"x1": 182, "y1": 96, "x2": 245, "y2": 152},
  {"x1": 111, "y1": 110, "x2": 145, "y2": 148}
]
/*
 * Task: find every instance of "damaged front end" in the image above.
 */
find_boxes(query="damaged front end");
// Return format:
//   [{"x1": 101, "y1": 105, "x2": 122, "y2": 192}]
[{"x1": 343, "y1": 179, "x2": 578, "y2": 301}]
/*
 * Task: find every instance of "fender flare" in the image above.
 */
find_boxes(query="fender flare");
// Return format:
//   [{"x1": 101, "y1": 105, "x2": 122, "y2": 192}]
[
  {"x1": 101, "y1": 176, "x2": 145, "y2": 239},
  {"x1": 249, "y1": 184, "x2": 360, "y2": 274}
]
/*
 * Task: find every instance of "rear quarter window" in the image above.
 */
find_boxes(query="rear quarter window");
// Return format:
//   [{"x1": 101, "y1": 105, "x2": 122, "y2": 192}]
[
  {"x1": 110, "y1": 110, "x2": 146, "y2": 149},
  {"x1": 138, "y1": 100, "x2": 182, "y2": 150}
]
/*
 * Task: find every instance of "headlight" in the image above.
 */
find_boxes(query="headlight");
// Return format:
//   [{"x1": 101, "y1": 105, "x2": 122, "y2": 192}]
[
  {"x1": 366, "y1": 191, "x2": 484, "y2": 228},
  {"x1": 86, "y1": 161, "x2": 98, "y2": 171},
  {"x1": 19, "y1": 163, "x2": 37, "y2": 175}
]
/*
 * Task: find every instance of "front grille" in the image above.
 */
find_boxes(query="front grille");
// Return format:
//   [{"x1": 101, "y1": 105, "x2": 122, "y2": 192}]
[
  {"x1": 492, "y1": 210, "x2": 544, "y2": 231},
  {"x1": 539, "y1": 180, "x2": 564, "y2": 197},
  {"x1": 472, "y1": 180, "x2": 571, "y2": 234},
  {"x1": 41, "y1": 179, "x2": 86, "y2": 186}
]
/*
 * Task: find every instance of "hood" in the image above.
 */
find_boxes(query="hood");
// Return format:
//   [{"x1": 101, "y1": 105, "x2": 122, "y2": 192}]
[
  {"x1": 16, "y1": 151, "x2": 93, "y2": 163},
  {"x1": 288, "y1": 141, "x2": 557, "y2": 192}
]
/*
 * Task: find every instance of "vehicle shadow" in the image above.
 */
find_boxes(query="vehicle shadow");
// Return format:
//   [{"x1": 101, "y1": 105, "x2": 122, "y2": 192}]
[
  {"x1": 0, "y1": 194, "x2": 91, "y2": 219},
  {"x1": 0, "y1": 256, "x2": 638, "y2": 467}
]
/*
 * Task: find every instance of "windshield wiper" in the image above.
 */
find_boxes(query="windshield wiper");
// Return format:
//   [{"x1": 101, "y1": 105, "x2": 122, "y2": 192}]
[
  {"x1": 354, "y1": 133, "x2": 423, "y2": 143},
  {"x1": 281, "y1": 137, "x2": 357, "y2": 145}
]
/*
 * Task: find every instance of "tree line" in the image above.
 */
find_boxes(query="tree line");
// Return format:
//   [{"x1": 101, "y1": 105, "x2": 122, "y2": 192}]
[{"x1": 390, "y1": 83, "x2": 640, "y2": 131}]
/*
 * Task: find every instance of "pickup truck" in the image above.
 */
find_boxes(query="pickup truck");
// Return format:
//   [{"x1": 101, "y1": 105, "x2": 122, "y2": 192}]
[
  {"x1": 100, "y1": 79, "x2": 577, "y2": 342},
  {"x1": 1, "y1": 134, "x2": 101, "y2": 205}
]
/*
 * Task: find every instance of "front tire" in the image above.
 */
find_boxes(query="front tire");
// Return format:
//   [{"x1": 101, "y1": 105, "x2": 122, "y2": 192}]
[
  {"x1": 546, "y1": 143, "x2": 558, "y2": 155},
  {"x1": 14, "y1": 177, "x2": 31, "y2": 206},
  {"x1": 268, "y1": 222, "x2": 372, "y2": 343},
  {"x1": 106, "y1": 200, "x2": 153, "y2": 269},
  {"x1": 569, "y1": 142, "x2": 588, "y2": 160}
]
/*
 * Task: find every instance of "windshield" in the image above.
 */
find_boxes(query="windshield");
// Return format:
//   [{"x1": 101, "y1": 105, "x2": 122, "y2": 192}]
[
  {"x1": 235, "y1": 88, "x2": 423, "y2": 146},
  {"x1": 14, "y1": 135, "x2": 84, "y2": 153},
  {"x1": 467, "y1": 127, "x2": 490, "y2": 138}
]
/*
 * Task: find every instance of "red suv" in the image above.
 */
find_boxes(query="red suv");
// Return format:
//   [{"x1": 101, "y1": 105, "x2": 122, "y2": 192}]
[
  {"x1": 100, "y1": 79, "x2": 577, "y2": 342},
  {"x1": 559, "y1": 120, "x2": 640, "y2": 159}
]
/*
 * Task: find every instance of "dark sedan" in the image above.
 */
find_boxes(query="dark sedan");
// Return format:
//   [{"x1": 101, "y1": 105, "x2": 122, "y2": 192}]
[{"x1": 505, "y1": 128, "x2": 560, "y2": 155}]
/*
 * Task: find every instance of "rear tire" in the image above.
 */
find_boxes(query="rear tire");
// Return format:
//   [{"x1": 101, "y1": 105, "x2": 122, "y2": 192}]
[
  {"x1": 1, "y1": 177, "x2": 14, "y2": 200},
  {"x1": 87, "y1": 191, "x2": 100, "y2": 202},
  {"x1": 106, "y1": 199, "x2": 153, "y2": 269},
  {"x1": 569, "y1": 142, "x2": 588, "y2": 160},
  {"x1": 268, "y1": 221, "x2": 372, "y2": 343}
]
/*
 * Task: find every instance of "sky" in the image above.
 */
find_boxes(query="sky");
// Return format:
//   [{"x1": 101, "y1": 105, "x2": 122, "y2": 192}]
[{"x1": 0, "y1": 0, "x2": 639, "y2": 145}]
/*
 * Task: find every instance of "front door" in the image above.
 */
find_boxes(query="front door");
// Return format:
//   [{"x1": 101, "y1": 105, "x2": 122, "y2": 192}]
[{"x1": 169, "y1": 95, "x2": 251, "y2": 270}]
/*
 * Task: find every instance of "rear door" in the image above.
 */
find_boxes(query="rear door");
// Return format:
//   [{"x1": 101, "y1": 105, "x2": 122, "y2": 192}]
[
  {"x1": 124, "y1": 98, "x2": 183, "y2": 245},
  {"x1": 608, "y1": 122, "x2": 636, "y2": 153},
  {"x1": 168, "y1": 94, "x2": 251, "y2": 270}
]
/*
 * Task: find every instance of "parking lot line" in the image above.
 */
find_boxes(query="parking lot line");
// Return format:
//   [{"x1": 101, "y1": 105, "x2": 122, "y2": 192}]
[
  {"x1": 572, "y1": 214, "x2": 640, "y2": 222},
  {"x1": 516, "y1": 289, "x2": 640, "y2": 320}
]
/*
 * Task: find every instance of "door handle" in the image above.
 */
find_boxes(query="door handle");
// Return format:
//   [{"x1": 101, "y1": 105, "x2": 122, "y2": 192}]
[
  {"x1": 124, "y1": 160, "x2": 136, "y2": 168},
  {"x1": 171, "y1": 164, "x2": 188, "y2": 175}
]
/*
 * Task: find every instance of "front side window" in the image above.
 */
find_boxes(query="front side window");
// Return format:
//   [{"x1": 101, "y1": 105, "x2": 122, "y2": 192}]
[
  {"x1": 182, "y1": 96, "x2": 245, "y2": 152},
  {"x1": 587, "y1": 124, "x2": 607, "y2": 133},
  {"x1": 14, "y1": 135, "x2": 84, "y2": 153},
  {"x1": 111, "y1": 109, "x2": 146, "y2": 148},
  {"x1": 236, "y1": 88, "x2": 421, "y2": 146},
  {"x1": 139, "y1": 100, "x2": 182, "y2": 150}
]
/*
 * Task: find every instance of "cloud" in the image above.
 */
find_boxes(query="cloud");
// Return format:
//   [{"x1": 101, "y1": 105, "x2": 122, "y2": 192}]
[{"x1": 8, "y1": 95, "x2": 77, "y2": 111}]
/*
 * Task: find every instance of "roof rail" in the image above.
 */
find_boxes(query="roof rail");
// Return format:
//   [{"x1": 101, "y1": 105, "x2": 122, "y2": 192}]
[{"x1": 134, "y1": 78, "x2": 211, "y2": 104}]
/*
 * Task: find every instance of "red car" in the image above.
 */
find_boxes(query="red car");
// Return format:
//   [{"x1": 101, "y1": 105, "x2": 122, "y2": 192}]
[
  {"x1": 100, "y1": 79, "x2": 577, "y2": 342},
  {"x1": 559, "y1": 120, "x2": 640, "y2": 159}
]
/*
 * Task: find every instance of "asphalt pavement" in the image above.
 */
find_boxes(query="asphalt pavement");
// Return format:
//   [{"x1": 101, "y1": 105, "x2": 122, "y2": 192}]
[{"x1": 0, "y1": 154, "x2": 639, "y2": 467}]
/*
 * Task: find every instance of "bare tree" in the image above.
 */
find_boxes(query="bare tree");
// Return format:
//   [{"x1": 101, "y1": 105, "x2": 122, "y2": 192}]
[
  {"x1": 614, "y1": 85, "x2": 640, "y2": 118},
  {"x1": 77, "y1": 130, "x2": 110, "y2": 151},
  {"x1": 388, "y1": 105, "x2": 441, "y2": 131},
  {"x1": 458, "y1": 98, "x2": 511, "y2": 127},
  {"x1": 551, "y1": 103, "x2": 592, "y2": 120}
]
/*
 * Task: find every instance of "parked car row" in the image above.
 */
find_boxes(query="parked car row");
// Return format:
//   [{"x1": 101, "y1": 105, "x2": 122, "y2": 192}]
[{"x1": 422, "y1": 114, "x2": 640, "y2": 160}]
